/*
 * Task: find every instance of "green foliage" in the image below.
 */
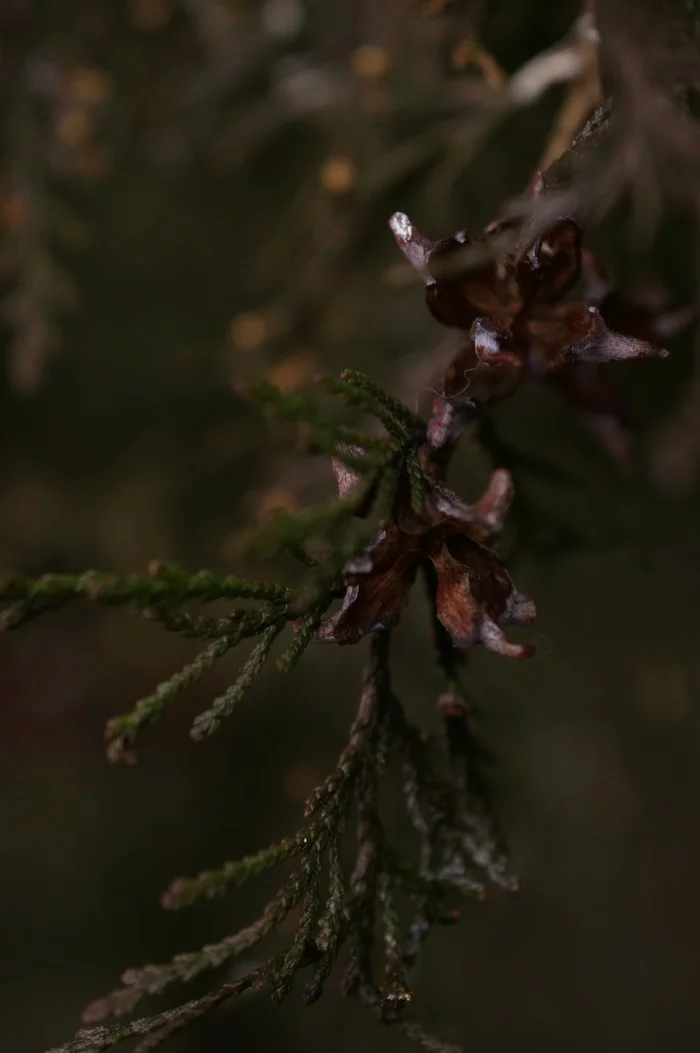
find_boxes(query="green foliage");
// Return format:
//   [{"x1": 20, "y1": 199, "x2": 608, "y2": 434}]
[
  {"x1": 1, "y1": 2, "x2": 696, "y2": 1050},
  {"x1": 3, "y1": 370, "x2": 515, "y2": 1053},
  {"x1": 0, "y1": 370, "x2": 424, "y2": 761}
]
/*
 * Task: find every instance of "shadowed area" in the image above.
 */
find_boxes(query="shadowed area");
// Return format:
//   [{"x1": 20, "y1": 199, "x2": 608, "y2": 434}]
[{"x1": 2, "y1": 2, "x2": 700, "y2": 1052}]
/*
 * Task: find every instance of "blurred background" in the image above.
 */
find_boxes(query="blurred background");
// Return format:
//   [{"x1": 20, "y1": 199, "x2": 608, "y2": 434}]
[{"x1": 2, "y1": 1, "x2": 700, "y2": 1051}]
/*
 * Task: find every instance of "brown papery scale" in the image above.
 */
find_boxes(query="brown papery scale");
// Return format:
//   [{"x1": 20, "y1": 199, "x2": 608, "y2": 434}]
[
  {"x1": 389, "y1": 197, "x2": 688, "y2": 468},
  {"x1": 318, "y1": 449, "x2": 535, "y2": 658}
]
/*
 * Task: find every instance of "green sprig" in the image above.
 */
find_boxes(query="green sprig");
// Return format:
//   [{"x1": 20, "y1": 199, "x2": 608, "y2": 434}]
[
  {"x1": 105, "y1": 634, "x2": 236, "y2": 762},
  {"x1": 0, "y1": 566, "x2": 291, "y2": 631},
  {"x1": 161, "y1": 827, "x2": 314, "y2": 909},
  {"x1": 190, "y1": 622, "x2": 284, "y2": 739}
]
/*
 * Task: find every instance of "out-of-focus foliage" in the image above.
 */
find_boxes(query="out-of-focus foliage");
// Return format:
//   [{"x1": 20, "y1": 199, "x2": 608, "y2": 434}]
[
  {"x1": 0, "y1": 0, "x2": 584, "y2": 394},
  {"x1": 4, "y1": 2, "x2": 700, "y2": 1052}
]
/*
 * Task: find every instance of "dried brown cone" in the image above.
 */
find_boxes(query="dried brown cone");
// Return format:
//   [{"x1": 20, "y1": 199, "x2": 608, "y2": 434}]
[
  {"x1": 389, "y1": 197, "x2": 684, "y2": 465},
  {"x1": 318, "y1": 458, "x2": 535, "y2": 659}
]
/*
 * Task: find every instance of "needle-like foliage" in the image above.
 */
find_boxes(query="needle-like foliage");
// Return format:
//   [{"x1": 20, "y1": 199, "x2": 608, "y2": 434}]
[
  {"x1": 3, "y1": 4, "x2": 696, "y2": 1044},
  {"x1": 3, "y1": 255, "x2": 671, "y2": 1048}
]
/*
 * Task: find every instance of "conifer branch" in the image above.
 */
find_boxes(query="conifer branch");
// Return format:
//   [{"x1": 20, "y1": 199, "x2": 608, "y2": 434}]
[{"x1": 6, "y1": 8, "x2": 687, "y2": 1040}]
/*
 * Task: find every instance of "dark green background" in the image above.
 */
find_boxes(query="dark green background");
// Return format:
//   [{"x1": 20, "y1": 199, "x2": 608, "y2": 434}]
[{"x1": 2, "y1": 2, "x2": 700, "y2": 1051}]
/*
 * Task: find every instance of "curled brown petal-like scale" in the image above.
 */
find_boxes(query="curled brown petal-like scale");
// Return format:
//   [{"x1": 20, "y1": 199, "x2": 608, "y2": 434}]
[
  {"x1": 427, "y1": 471, "x2": 511, "y2": 548},
  {"x1": 446, "y1": 333, "x2": 523, "y2": 405},
  {"x1": 428, "y1": 537, "x2": 535, "y2": 658},
  {"x1": 565, "y1": 308, "x2": 669, "y2": 364},
  {"x1": 470, "y1": 469, "x2": 514, "y2": 539},
  {"x1": 390, "y1": 210, "x2": 510, "y2": 330},
  {"x1": 331, "y1": 445, "x2": 381, "y2": 517},
  {"x1": 317, "y1": 525, "x2": 419, "y2": 645},
  {"x1": 389, "y1": 212, "x2": 436, "y2": 283},
  {"x1": 344, "y1": 523, "x2": 419, "y2": 580},
  {"x1": 332, "y1": 456, "x2": 362, "y2": 498},
  {"x1": 523, "y1": 301, "x2": 598, "y2": 371},
  {"x1": 429, "y1": 481, "x2": 479, "y2": 528},
  {"x1": 480, "y1": 616, "x2": 535, "y2": 659},
  {"x1": 428, "y1": 257, "x2": 509, "y2": 331},
  {"x1": 472, "y1": 318, "x2": 523, "y2": 372},
  {"x1": 316, "y1": 568, "x2": 415, "y2": 644},
  {"x1": 428, "y1": 469, "x2": 514, "y2": 546},
  {"x1": 332, "y1": 442, "x2": 378, "y2": 499},
  {"x1": 513, "y1": 219, "x2": 582, "y2": 305},
  {"x1": 501, "y1": 588, "x2": 537, "y2": 626},
  {"x1": 426, "y1": 395, "x2": 473, "y2": 457},
  {"x1": 425, "y1": 335, "x2": 523, "y2": 459},
  {"x1": 429, "y1": 543, "x2": 481, "y2": 647}
]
